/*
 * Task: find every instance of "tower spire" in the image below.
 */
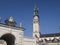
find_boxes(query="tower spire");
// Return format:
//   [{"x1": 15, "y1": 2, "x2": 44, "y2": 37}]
[
  {"x1": 34, "y1": 5, "x2": 38, "y2": 16},
  {"x1": 33, "y1": 5, "x2": 40, "y2": 38}
]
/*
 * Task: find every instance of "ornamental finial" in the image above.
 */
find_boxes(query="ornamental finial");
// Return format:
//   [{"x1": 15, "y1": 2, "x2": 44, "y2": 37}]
[{"x1": 20, "y1": 22, "x2": 22, "y2": 27}]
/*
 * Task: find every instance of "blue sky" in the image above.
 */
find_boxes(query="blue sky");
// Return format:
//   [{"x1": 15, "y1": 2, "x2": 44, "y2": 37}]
[{"x1": 0, "y1": 0, "x2": 60, "y2": 37}]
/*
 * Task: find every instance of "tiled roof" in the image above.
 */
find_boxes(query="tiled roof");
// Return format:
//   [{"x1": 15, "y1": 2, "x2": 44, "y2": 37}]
[{"x1": 41, "y1": 33, "x2": 60, "y2": 37}]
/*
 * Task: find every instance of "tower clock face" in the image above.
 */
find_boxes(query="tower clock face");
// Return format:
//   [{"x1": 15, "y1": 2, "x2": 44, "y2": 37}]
[{"x1": 34, "y1": 16, "x2": 38, "y2": 19}]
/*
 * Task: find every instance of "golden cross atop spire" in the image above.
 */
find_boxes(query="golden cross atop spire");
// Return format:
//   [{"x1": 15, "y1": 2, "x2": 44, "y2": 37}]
[{"x1": 34, "y1": 0, "x2": 38, "y2": 9}]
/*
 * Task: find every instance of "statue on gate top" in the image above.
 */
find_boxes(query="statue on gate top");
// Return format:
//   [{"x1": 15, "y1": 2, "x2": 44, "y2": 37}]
[{"x1": 5, "y1": 16, "x2": 16, "y2": 27}]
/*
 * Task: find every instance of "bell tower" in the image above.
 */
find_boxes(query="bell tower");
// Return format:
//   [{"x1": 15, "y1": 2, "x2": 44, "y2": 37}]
[{"x1": 33, "y1": 5, "x2": 40, "y2": 38}]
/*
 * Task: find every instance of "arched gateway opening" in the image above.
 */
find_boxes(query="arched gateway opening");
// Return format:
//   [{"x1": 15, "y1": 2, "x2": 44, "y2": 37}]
[{"x1": 1, "y1": 33, "x2": 15, "y2": 45}]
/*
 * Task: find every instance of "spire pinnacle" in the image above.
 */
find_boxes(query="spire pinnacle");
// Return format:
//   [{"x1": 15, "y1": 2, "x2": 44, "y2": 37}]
[
  {"x1": 34, "y1": 5, "x2": 38, "y2": 16},
  {"x1": 20, "y1": 22, "x2": 22, "y2": 27}
]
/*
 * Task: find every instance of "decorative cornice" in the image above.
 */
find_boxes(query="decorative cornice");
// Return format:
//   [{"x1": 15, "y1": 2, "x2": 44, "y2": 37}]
[{"x1": 0, "y1": 24, "x2": 25, "y2": 31}]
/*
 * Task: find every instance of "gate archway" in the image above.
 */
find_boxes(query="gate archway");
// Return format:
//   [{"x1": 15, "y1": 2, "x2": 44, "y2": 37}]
[{"x1": 1, "y1": 33, "x2": 15, "y2": 45}]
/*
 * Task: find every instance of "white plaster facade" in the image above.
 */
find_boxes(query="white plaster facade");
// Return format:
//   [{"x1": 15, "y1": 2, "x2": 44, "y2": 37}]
[{"x1": 0, "y1": 24, "x2": 24, "y2": 45}]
